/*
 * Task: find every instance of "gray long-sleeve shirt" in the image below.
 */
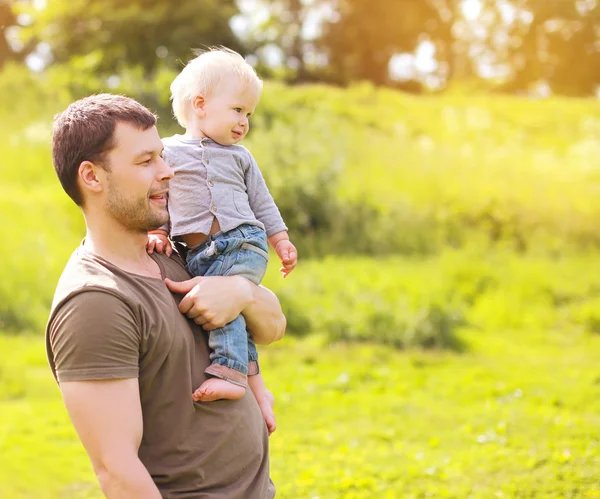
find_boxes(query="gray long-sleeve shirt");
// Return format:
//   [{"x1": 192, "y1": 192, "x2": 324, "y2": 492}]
[{"x1": 161, "y1": 135, "x2": 287, "y2": 238}]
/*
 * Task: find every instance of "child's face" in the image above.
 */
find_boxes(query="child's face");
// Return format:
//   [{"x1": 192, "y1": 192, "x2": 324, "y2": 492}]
[{"x1": 196, "y1": 78, "x2": 260, "y2": 146}]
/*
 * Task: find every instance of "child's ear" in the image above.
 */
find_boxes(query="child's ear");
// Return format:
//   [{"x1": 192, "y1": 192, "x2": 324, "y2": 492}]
[{"x1": 192, "y1": 95, "x2": 206, "y2": 117}]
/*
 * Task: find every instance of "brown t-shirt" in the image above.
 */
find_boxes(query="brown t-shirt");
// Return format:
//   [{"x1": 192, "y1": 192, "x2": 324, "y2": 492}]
[{"x1": 46, "y1": 246, "x2": 275, "y2": 498}]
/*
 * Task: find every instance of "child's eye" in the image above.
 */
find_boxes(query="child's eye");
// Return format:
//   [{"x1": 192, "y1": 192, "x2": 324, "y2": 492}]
[{"x1": 234, "y1": 107, "x2": 242, "y2": 113}]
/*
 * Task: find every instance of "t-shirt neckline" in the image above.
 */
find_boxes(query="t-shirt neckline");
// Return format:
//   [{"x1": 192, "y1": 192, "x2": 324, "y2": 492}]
[{"x1": 78, "y1": 243, "x2": 167, "y2": 283}]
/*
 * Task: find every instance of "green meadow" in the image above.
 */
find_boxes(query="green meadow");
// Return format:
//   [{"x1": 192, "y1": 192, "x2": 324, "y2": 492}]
[
  {"x1": 2, "y1": 328, "x2": 600, "y2": 498},
  {"x1": 2, "y1": 70, "x2": 600, "y2": 497}
]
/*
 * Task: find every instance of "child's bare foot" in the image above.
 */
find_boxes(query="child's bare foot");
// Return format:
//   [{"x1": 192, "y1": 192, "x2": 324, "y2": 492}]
[
  {"x1": 248, "y1": 374, "x2": 277, "y2": 434},
  {"x1": 193, "y1": 377, "x2": 245, "y2": 402},
  {"x1": 256, "y1": 389, "x2": 276, "y2": 435}
]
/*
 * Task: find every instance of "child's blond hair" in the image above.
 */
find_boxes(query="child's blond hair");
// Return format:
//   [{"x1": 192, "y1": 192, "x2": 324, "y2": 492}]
[{"x1": 171, "y1": 47, "x2": 262, "y2": 129}]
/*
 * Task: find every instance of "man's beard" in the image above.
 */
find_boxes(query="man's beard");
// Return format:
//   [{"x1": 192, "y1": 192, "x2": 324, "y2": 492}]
[{"x1": 105, "y1": 176, "x2": 169, "y2": 233}]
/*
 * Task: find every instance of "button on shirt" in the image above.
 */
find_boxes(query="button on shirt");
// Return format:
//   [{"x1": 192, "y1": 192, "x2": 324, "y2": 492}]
[{"x1": 161, "y1": 135, "x2": 288, "y2": 239}]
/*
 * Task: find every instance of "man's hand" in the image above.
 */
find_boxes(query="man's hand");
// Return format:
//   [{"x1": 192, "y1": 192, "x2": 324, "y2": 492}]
[
  {"x1": 147, "y1": 231, "x2": 172, "y2": 256},
  {"x1": 164, "y1": 276, "x2": 252, "y2": 330},
  {"x1": 275, "y1": 240, "x2": 297, "y2": 278},
  {"x1": 165, "y1": 276, "x2": 285, "y2": 344}
]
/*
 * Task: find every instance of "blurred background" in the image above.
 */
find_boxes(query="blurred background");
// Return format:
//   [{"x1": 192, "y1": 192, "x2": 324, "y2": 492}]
[{"x1": 1, "y1": 0, "x2": 600, "y2": 497}]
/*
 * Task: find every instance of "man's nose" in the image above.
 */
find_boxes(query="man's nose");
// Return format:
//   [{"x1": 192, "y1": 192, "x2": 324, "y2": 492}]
[{"x1": 158, "y1": 156, "x2": 174, "y2": 181}]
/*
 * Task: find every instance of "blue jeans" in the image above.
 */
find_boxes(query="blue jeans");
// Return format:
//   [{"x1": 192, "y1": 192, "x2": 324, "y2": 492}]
[{"x1": 186, "y1": 224, "x2": 269, "y2": 378}]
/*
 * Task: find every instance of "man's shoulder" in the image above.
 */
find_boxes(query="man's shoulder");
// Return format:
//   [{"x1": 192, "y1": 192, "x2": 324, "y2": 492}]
[
  {"x1": 54, "y1": 247, "x2": 119, "y2": 293},
  {"x1": 52, "y1": 248, "x2": 188, "y2": 303},
  {"x1": 49, "y1": 247, "x2": 131, "y2": 314}
]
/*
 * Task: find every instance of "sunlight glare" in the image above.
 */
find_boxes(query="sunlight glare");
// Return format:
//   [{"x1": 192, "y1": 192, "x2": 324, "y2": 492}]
[{"x1": 461, "y1": 0, "x2": 482, "y2": 20}]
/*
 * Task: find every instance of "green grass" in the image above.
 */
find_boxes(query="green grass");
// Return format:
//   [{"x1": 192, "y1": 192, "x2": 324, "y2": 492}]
[
  {"x1": 2, "y1": 327, "x2": 600, "y2": 498},
  {"x1": 260, "y1": 250, "x2": 600, "y2": 351},
  {"x1": 268, "y1": 331, "x2": 600, "y2": 498},
  {"x1": 249, "y1": 83, "x2": 600, "y2": 255}
]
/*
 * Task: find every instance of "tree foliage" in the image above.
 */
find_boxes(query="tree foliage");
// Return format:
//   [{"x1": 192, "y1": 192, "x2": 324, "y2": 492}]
[
  {"x1": 20, "y1": 0, "x2": 244, "y2": 74},
  {"x1": 320, "y1": 0, "x2": 442, "y2": 85},
  {"x1": 317, "y1": 0, "x2": 599, "y2": 95},
  {"x1": 0, "y1": 1, "x2": 17, "y2": 68},
  {"x1": 500, "y1": 0, "x2": 600, "y2": 95},
  {"x1": 0, "y1": 0, "x2": 33, "y2": 68},
  {"x1": 2, "y1": 0, "x2": 599, "y2": 96}
]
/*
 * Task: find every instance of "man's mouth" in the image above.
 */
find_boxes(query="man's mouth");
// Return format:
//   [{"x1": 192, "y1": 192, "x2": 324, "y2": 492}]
[{"x1": 149, "y1": 192, "x2": 167, "y2": 205}]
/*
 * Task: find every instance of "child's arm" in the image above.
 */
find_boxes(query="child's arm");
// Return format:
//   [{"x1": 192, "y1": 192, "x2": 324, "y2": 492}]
[
  {"x1": 242, "y1": 151, "x2": 297, "y2": 276},
  {"x1": 268, "y1": 231, "x2": 298, "y2": 278},
  {"x1": 147, "y1": 229, "x2": 173, "y2": 256}
]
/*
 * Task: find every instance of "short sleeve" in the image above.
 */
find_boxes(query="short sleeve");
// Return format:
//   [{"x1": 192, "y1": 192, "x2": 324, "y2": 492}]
[{"x1": 48, "y1": 291, "x2": 141, "y2": 382}]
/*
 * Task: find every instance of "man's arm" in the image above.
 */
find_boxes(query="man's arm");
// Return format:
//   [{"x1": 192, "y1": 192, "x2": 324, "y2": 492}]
[
  {"x1": 164, "y1": 275, "x2": 286, "y2": 345},
  {"x1": 60, "y1": 378, "x2": 162, "y2": 499},
  {"x1": 244, "y1": 282, "x2": 287, "y2": 344}
]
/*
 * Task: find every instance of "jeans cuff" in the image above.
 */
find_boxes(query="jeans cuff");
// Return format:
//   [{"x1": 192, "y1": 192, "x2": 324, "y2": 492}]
[
  {"x1": 204, "y1": 364, "x2": 248, "y2": 388},
  {"x1": 247, "y1": 360, "x2": 260, "y2": 376}
]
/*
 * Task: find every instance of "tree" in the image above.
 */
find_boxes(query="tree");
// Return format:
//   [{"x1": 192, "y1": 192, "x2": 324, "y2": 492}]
[
  {"x1": 499, "y1": 0, "x2": 600, "y2": 96},
  {"x1": 0, "y1": 1, "x2": 17, "y2": 69},
  {"x1": 265, "y1": 0, "x2": 310, "y2": 80},
  {"x1": 319, "y1": 0, "x2": 599, "y2": 95},
  {"x1": 240, "y1": 0, "x2": 323, "y2": 83},
  {"x1": 0, "y1": 0, "x2": 34, "y2": 69},
  {"x1": 21, "y1": 0, "x2": 245, "y2": 75},
  {"x1": 320, "y1": 0, "x2": 443, "y2": 86}
]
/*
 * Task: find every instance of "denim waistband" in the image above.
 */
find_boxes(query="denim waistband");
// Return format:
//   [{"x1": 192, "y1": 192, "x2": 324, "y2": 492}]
[{"x1": 186, "y1": 224, "x2": 267, "y2": 261}]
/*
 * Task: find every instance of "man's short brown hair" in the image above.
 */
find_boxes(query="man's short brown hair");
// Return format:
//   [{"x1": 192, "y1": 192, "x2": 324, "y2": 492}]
[{"x1": 52, "y1": 94, "x2": 157, "y2": 206}]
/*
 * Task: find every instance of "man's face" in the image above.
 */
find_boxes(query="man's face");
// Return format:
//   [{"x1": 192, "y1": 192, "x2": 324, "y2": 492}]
[
  {"x1": 200, "y1": 78, "x2": 260, "y2": 146},
  {"x1": 102, "y1": 123, "x2": 173, "y2": 233}
]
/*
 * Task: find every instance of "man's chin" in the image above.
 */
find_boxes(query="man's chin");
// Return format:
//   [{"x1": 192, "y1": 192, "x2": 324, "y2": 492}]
[
  {"x1": 146, "y1": 215, "x2": 169, "y2": 232},
  {"x1": 147, "y1": 223, "x2": 168, "y2": 232},
  {"x1": 146, "y1": 205, "x2": 169, "y2": 228}
]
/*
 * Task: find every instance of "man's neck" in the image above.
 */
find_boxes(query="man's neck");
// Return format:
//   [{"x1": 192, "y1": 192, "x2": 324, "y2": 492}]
[{"x1": 83, "y1": 220, "x2": 162, "y2": 279}]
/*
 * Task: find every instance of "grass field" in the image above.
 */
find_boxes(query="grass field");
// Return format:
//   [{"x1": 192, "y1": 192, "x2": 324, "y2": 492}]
[{"x1": 2, "y1": 325, "x2": 600, "y2": 498}]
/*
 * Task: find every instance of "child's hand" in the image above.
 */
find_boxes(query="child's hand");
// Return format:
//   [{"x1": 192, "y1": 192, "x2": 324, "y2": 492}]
[
  {"x1": 275, "y1": 240, "x2": 297, "y2": 278},
  {"x1": 147, "y1": 232, "x2": 172, "y2": 256}
]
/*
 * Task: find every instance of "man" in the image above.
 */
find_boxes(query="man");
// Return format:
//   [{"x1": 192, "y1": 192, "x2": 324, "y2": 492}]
[{"x1": 47, "y1": 94, "x2": 285, "y2": 498}]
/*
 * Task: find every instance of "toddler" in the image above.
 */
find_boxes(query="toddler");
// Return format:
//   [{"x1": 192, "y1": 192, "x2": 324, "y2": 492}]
[{"x1": 147, "y1": 48, "x2": 296, "y2": 433}]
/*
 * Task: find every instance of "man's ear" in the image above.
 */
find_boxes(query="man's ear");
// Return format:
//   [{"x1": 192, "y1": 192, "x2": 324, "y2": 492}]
[
  {"x1": 192, "y1": 95, "x2": 206, "y2": 118},
  {"x1": 78, "y1": 160, "x2": 104, "y2": 197}
]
